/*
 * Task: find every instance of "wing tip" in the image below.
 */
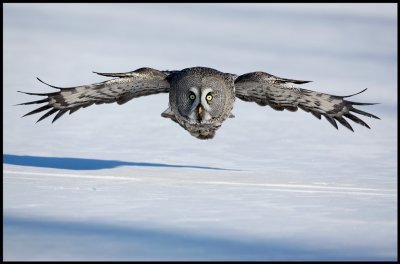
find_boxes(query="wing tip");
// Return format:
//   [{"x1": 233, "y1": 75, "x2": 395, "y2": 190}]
[
  {"x1": 342, "y1": 88, "x2": 368, "y2": 98},
  {"x1": 296, "y1": 80, "x2": 313, "y2": 84},
  {"x1": 323, "y1": 114, "x2": 338, "y2": 130},
  {"x1": 92, "y1": 71, "x2": 128, "y2": 77},
  {"x1": 36, "y1": 77, "x2": 61, "y2": 89},
  {"x1": 350, "y1": 107, "x2": 380, "y2": 120}
]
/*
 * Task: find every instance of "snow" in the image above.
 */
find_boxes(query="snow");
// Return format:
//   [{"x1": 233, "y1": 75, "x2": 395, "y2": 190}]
[{"x1": 3, "y1": 3, "x2": 397, "y2": 261}]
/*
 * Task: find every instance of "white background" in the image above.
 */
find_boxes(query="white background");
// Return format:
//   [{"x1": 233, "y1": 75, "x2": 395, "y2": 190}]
[{"x1": 3, "y1": 3, "x2": 397, "y2": 260}]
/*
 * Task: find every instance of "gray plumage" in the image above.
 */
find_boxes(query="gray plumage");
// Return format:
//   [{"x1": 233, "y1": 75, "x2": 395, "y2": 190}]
[{"x1": 18, "y1": 66, "x2": 380, "y2": 139}]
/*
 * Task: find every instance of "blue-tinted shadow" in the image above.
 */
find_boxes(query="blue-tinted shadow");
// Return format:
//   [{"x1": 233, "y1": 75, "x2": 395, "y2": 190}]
[
  {"x1": 4, "y1": 215, "x2": 390, "y2": 261},
  {"x1": 3, "y1": 154, "x2": 230, "y2": 171}
]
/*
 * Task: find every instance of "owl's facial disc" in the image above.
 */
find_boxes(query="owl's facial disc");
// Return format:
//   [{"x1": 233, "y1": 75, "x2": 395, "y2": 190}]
[{"x1": 188, "y1": 87, "x2": 212, "y2": 123}]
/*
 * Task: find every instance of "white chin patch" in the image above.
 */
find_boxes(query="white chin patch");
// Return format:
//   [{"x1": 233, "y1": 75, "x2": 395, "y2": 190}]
[
  {"x1": 188, "y1": 110, "x2": 212, "y2": 124},
  {"x1": 201, "y1": 111, "x2": 212, "y2": 122}
]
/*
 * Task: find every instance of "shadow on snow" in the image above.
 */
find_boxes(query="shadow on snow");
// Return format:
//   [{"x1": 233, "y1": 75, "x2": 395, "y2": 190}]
[
  {"x1": 3, "y1": 154, "x2": 232, "y2": 171},
  {"x1": 3, "y1": 215, "x2": 388, "y2": 261}
]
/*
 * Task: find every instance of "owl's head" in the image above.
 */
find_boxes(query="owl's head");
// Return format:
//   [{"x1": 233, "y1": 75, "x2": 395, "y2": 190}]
[{"x1": 167, "y1": 67, "x2": 235, "y2": 139}]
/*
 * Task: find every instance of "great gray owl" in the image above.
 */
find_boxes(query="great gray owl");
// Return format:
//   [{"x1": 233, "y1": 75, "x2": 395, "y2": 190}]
[{"x1": 18, "y1": 67, "x2": 379, "y2": 139}]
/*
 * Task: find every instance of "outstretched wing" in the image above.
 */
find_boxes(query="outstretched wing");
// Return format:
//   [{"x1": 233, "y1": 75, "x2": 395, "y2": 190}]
[
  {"x1": 18, "y1": 67, "x2": 171, "y2": 123},
  {"x1": 234, "y1": 71, "x2": 379, "y2": 131}
]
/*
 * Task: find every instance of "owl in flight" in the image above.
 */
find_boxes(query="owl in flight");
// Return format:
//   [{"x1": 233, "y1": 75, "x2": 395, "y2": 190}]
[{"x1": 19, "y1": 67, "x2": 379, "y2": 139}]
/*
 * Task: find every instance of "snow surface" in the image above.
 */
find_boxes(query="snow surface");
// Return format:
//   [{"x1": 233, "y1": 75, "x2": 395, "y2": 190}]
[{"x1": 3, "y1": 3, "x2": 397, "y2": 261}]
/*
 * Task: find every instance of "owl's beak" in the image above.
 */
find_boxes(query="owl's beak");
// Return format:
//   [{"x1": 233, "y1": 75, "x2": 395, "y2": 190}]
[{"x1": 197, "y1": 105, "x2": 203, "y2": 114}]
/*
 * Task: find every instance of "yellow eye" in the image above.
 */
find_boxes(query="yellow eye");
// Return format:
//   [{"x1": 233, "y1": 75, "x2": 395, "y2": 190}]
[
  {"x1": 206, "y1": 94, "x2": 213, "y2": 101},
  {"x1": 189, "y1": 93, "x2": 196, "y2": 100}
]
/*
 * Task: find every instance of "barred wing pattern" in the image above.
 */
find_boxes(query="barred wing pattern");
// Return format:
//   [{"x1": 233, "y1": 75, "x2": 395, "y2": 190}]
[
  {"x1": 234, "y1": 72, "x2": 379, "y2": 131},
  {"x1": 18, "y1": 68, "x2": 170, "y2": 123}
]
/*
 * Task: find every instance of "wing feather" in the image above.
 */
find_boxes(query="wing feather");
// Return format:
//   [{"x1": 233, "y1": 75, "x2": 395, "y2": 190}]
[
  {"x1": 22, "y1": 105, "x2": 52, "y2": 117},
  {"x1": 344, "y1": 113, "x2": 371, "y2": 129},
  {"x1": 19, "y1": 67, "x2": 170, "y2": 123},
  {"x1": 51, "y1": 109, "x2": 68, "y2": 123},
  {"x1": 36, "y1": 108, "x2": 58, "y2": 123},
  {"x1": 323, "y1": 114, "x2": 338, "y2": 129},
  {"x1": 234, "y1": 71, "x2": 379, "y2": 131},
  {"x1": 334, "y1": 116, "x2": 354, "y2": 132},
  {"x1": 16, "y1": 98, "x2": 49, "y2": 105}
]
